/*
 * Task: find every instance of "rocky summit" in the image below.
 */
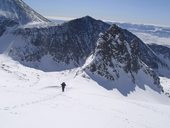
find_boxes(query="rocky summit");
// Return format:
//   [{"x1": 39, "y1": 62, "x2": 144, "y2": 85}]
[{"x1": 83, "y1": 25, "x2": 163, "y2": 94}]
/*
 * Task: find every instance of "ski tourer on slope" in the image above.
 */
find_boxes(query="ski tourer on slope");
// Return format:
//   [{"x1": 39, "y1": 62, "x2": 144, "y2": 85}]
[{"x1": 61, "y1": 82, "x2": 66, "y2": 92}]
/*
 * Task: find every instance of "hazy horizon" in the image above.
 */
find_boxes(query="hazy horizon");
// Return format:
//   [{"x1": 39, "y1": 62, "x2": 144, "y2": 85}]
[{"x1": 24, "y1": 0, "x2": 170, "y2": 27}]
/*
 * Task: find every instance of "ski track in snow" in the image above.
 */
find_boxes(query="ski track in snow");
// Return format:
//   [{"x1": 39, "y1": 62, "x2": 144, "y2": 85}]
[{"x1": 0, "y1": 54, "x2": 170, "y2": 128}]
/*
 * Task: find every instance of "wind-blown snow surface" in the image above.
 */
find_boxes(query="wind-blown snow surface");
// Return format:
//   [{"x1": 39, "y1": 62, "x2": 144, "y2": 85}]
[{"x1": 0, "y1": 54, "x2": 170, "y2": 128}]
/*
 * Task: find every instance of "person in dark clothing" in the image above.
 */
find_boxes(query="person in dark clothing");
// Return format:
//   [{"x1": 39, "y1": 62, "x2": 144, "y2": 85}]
[{"x1": 61, "y1": 82, "x2": 66, "y2": 92}]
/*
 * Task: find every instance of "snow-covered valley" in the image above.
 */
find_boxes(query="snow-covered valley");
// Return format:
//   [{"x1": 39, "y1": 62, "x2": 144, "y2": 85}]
[
  {"x1": 0, "y1": 1, "x2": 170, "y2": 128},
  {"x1": 0, "y1": 54, "x2": 170, "y2": 128}
]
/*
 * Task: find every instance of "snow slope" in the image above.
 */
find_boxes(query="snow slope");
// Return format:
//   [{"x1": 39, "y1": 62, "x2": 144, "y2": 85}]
[
  {"x1": 0, "y1": 54, "x2": 170, "y2": 128},
  {"x1": 0, "y1": 0, "x2": 49, "y2": 25}
]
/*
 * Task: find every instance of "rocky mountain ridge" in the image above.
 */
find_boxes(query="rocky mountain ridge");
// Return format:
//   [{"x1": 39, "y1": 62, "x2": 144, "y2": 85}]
[{"x1": 82, "y1": 25, "x2": 162, "y2": 95}]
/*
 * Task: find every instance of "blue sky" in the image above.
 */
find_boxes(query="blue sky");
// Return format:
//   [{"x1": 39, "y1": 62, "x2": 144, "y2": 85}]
[{"x1": 24, "y1": 0, "x2": 170, "y2": 26}]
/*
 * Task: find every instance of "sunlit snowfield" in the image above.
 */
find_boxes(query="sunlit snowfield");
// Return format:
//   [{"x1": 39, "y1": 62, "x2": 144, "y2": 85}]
[
  {"x1": 0, "y1": 0, "x2": 170, "y2": 127},
  {"x1": 0, "y1": 54, "x2": 170, "y2": 128}
]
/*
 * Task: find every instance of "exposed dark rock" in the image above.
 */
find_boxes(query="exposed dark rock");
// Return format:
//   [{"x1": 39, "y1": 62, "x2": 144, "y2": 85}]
[
  {"x1": 11, "y1": 16, "x2": 109, "y2": 68},
  {"x1": 84, "y1": 25, "x2": 162, "y2": 94}
]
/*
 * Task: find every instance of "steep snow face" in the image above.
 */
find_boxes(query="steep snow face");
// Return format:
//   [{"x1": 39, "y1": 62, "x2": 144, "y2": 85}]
[
  {"x1": 83, "y1": 25, "x2": 163, "y2": 95},
  {"x1": 0, "y1": 0, "x2": 49, "y2": 25}
]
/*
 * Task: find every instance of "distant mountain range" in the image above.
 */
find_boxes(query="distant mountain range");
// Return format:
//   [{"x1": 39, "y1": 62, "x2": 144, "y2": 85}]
[{"x1": 114, "y1": 23, "x2": 170, "y2": 38}]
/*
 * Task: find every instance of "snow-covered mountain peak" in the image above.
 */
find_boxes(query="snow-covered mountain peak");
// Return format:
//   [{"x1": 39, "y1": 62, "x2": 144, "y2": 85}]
[
  {"x1": 0, "y1": 0, "x2": 49, "y2": 25},
  {"x1": 84, "y1": 24, "x2": 141, "y2": 78},
  {"x1": 82, "y1": 24, "x2": 163, "y2": 95}
]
